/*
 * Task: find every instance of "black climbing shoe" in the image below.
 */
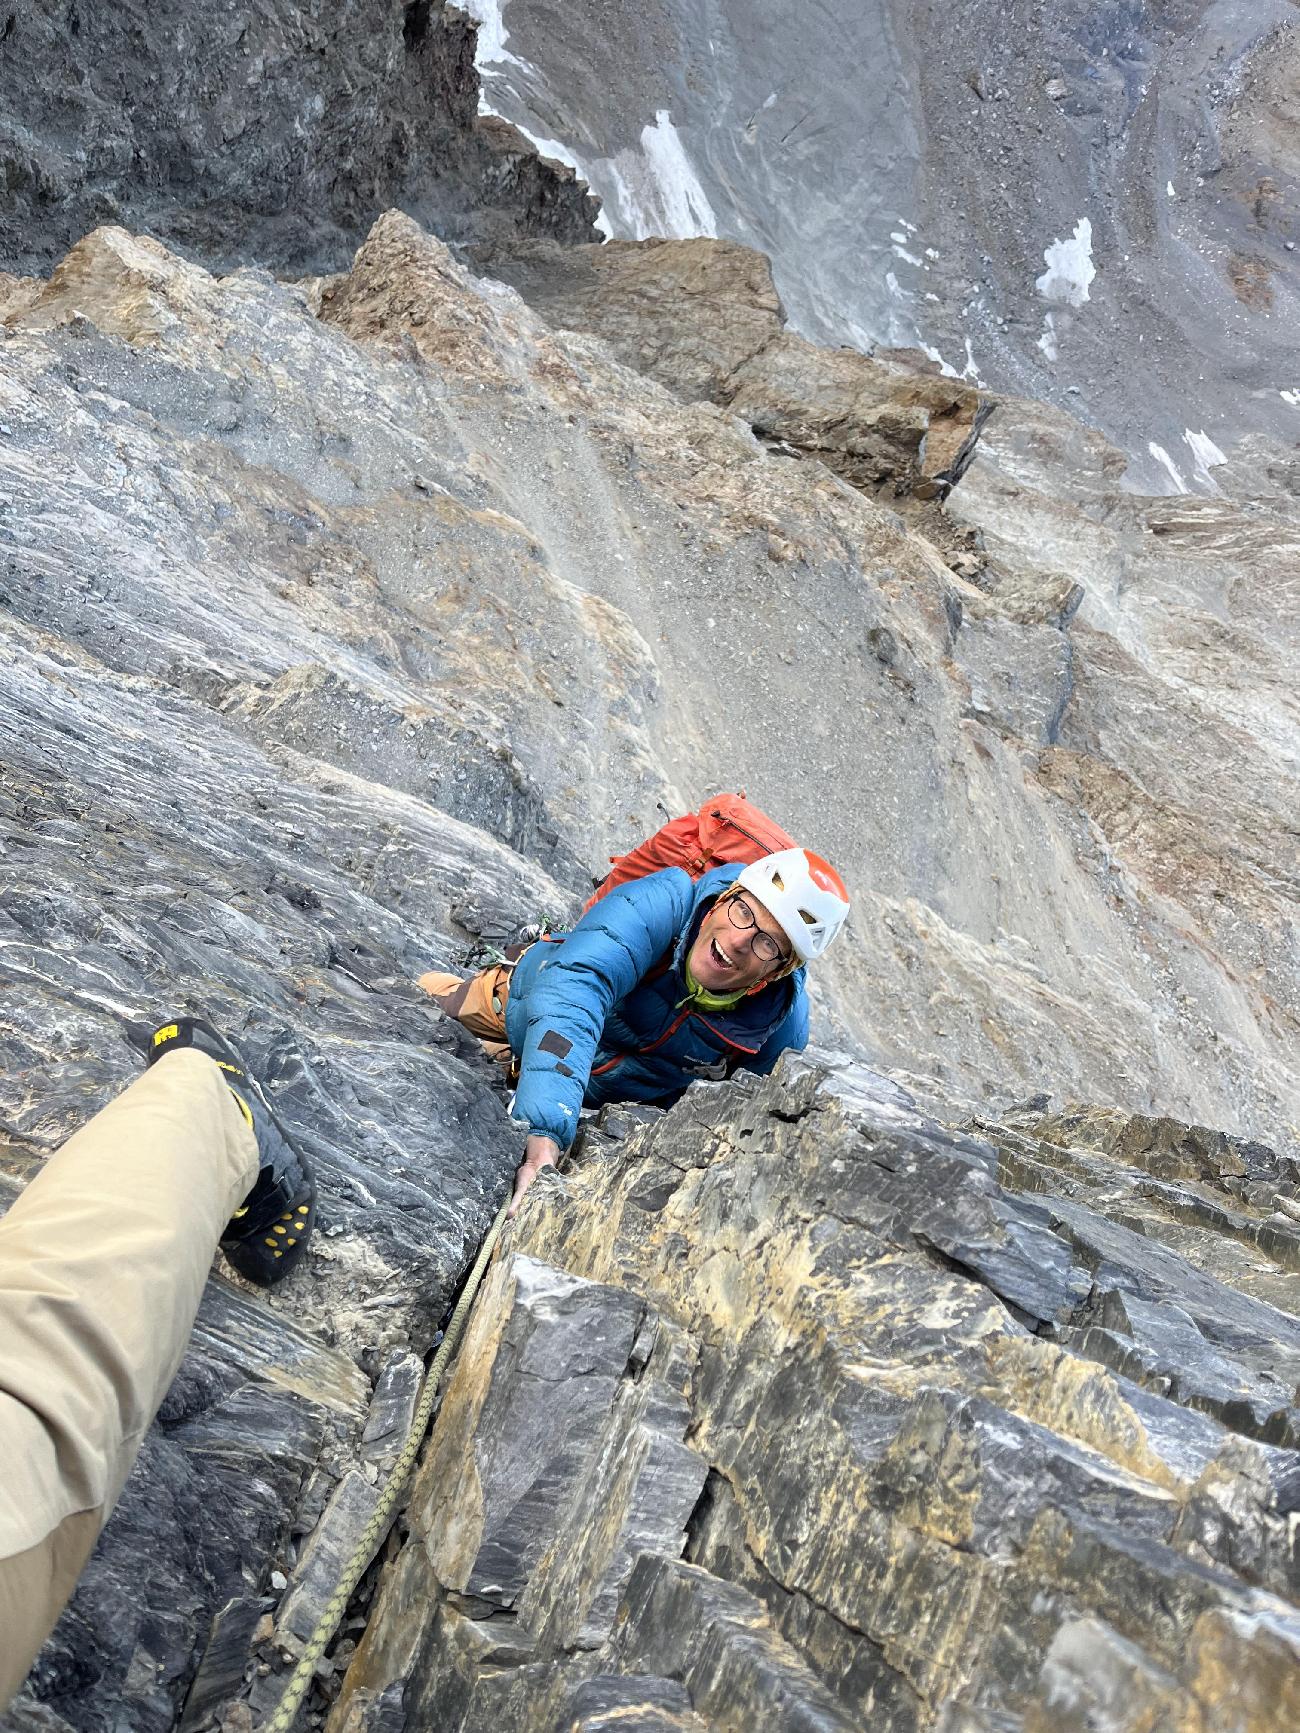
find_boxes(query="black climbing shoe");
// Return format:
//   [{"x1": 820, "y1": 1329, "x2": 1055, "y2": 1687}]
[{"x1": 146, "y1": 1017, "x2": 315, "y2": 1286}]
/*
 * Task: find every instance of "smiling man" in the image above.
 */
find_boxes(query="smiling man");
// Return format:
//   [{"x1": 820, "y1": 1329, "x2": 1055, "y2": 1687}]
[{"x1": 421, "y1": 848, "x2": 850, "y2": 1214}]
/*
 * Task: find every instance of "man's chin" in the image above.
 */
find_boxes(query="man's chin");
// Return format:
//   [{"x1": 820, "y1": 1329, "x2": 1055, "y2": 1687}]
[
  {"x1": 689, "y1": 946, "x2": 731, "y2": 994},
  {"x1": 694, "y1": 958, "x2": 748, "y2": 994}
]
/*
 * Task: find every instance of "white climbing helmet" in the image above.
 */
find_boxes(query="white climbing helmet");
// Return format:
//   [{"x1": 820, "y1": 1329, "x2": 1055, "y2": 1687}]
[{"x1": 736, "y1": 847, "x2": 850, "y2": 964}]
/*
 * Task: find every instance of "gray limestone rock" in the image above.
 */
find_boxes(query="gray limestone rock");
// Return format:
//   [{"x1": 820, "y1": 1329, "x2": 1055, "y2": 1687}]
[
  {"x1": 0, "y1": 43, "x2": 1297, "y2": 1728},
  {"x1": 176, "y1": 1597, "x2": 269, "y2": 1733},
  {"x1": 339, "y1": 1062, "x2": 1300, "y2": 1731},
  {"x1": 358, "y1": 1352, "x2": 425, "y2": 1473},
  {"x1": 417, "y1": 1254, "x2": 650, "y2": 1608},
  {"x1": 276, "y1": 1470, "x2": 383, "y2": 1653},
  {"x1": 520, "y1": 1332, "x2": 708, "y2": 1651},
  {"x1": 0, "y1": 2, "x2": 600, "y2": 276},
  {"x1": 613, "y1": 1556, "x2": 859, "y2": 1733},
  {"x1": 332, "y1": 1255, "x2": 707, "y2": 1732},
  {"x1": 558, "y1": 1674, "x2": 706, "y2": 1732}
]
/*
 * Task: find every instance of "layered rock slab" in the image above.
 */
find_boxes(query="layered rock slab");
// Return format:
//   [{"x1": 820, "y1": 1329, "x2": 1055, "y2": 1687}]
[
  {"x1": 470, "y1": 235, "x2": 989, "y2": 500},
  {"x1": 0, "y1": 220, "x2": 595, "y2": 1729},
  {"x1": 343, "y1": 1060, "x2": 1300, "y2": 1729},
  {"x1": 0, "y1": 620, "x2": 551, "y2": 1728},
  {"x1": 331, "y1": 1252, "x2": 712, "y2": 1729},
  {"x1": 6, "y1": 205, "x2": 1295, "y2": 1155}
]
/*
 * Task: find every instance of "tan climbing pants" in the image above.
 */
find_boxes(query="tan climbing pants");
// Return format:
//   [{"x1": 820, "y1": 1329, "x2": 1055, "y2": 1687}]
[
  {"x1": 0, "y1": 1048, "x2": 258, "y2": 1708},
  {"x1": 418, "y1": 963, "x2": 516, "y2": 1073}
]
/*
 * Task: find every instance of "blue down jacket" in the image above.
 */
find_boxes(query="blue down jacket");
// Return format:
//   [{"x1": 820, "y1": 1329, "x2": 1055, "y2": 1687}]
[{"x1": 505, "y1": 864, "x2": 808, "y2": 1148}]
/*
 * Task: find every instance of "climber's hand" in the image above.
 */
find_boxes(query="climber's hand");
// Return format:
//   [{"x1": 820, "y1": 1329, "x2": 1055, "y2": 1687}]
[{"x1": 508, "y1": 1135, "x2": 560, "y2": 1218}]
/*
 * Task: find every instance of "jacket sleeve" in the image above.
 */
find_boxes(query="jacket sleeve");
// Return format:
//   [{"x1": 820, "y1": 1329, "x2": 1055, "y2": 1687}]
[
  {"x1": 745, "y1": 984, "x2": 809, "y2": 1076},
  {"x1": 511, "y1": 868, "x2": 695, "y2": 1149}
]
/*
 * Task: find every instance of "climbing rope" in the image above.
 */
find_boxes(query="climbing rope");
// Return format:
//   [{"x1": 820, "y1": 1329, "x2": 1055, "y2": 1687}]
[{"x1": 261, "y1": 1203, "x2": 508, "y2": 1733}]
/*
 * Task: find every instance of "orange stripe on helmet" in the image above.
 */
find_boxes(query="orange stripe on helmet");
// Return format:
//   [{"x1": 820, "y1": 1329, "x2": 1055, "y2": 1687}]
[{"x1": 803, "y1": 850, "x2": 848, "y2": 901}]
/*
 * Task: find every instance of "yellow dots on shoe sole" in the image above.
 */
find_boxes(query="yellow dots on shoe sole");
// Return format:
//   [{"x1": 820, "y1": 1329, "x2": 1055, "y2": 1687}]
[
  {"x1": 286, "y1": 1237, "x2": 297, "y2": 1246},
  {"x1": 274, "y1": 1225, "x2": 287, "y2": 1235},
  {"x1": 264, "y1": 1236, "x2": 277, "y2": 1247}
]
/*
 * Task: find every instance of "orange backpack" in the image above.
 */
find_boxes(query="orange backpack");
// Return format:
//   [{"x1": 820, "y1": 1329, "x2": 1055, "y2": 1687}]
[{"x1": 584, "y1": 793, "x2": 796, "y2": 913}]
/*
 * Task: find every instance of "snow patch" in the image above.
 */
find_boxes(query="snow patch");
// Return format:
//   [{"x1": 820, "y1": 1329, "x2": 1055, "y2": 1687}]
[
  {"x1": 892, "y1": 241, "x2": 923, "y2": 267},
  {"x1": 1038, "y1": 313, "x2": 1058, "y2": 361},
  {"x1": 920, "y1": 342, "x2": 960, "y2": 379},
  {"x1": 1148, "y1": 442, "x2": 1189, "y2": 494},
  {"x1": 1166, "y1": 181, "x2": 1176, "y2": 198},
  {"x1": 458, "y1": 8, "x2": 706, "y2": 244},
  {"x1": 1036, "y1": 218, "x2": 1095, "y2": 307},
  {"x1": 961, "y1": 338, "x2": 986, "y2": 387},
  {"x1": 462, "y1": 0, "x2": 606, "y2": 232},
  {"x1": 1183, "y1": 429, "x2": 1226, "y2": 493},
  {"x1": 461, "y1": 0, "x2": 522, "y2": 72},
  {"x1": 636, "y1": 111, "x2": 718, "y2": 237},
  {"x1": 1281, "y1": 390, "x2": 1300, "y2": 407},
  {"x1": 597, "y1": 113, "x2": 717, "y2": 240}
]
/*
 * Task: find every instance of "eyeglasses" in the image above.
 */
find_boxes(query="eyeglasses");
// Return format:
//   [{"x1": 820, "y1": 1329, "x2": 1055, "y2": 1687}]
[{"x1": 723, "y1": 893, "x2": 791, "y2": 966}]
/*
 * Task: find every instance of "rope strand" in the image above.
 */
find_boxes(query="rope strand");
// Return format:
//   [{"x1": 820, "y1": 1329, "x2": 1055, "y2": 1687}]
[{"x1": 261, "y1": 1203, "x2": 508, "y2": 1733}]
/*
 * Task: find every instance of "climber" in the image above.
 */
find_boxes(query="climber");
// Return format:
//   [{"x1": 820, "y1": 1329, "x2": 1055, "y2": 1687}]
[
  {"x1": 419, "y1": 847, "x2": 850, "y2": 1216},
  {"x1": 0, "y1": 1018, "x2": 315, "y2": 1709}
]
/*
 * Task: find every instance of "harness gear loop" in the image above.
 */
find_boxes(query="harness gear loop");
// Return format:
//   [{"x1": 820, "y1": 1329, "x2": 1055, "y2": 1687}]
[{"x1": 260, "y1": 1203, "x2": 508, "y2": 1733}]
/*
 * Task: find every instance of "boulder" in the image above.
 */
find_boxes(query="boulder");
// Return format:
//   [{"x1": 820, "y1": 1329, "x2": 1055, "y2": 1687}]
[{"x1": 472, "y1": 235, "x2": 989, "y2": 501}]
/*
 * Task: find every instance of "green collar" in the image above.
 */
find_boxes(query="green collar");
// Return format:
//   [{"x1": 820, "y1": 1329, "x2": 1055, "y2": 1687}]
[{"x1": 677, "y1": 959, "x2": 748, "y2": 1013}]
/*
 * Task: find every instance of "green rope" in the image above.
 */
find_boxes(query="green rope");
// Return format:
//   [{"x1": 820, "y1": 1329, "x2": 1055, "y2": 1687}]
[{"x1": 261, "y1": 1203, "x2": 508, "y2": 1733}]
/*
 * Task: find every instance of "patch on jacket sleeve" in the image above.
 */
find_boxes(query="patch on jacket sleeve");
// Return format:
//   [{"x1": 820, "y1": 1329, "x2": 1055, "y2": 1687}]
[
  {"x1": 539, "y1": 1029, "x2": 574, "y2": 1060},
  {"x1": 555, "y1": 1061, "x2": 574, "y2": 1077}
]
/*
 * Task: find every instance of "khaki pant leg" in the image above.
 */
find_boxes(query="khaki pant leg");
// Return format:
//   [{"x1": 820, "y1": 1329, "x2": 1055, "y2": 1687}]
[
  {"x1": 0, "y1": 1047, "x2": 258, "y2": 1707},
  {"x1": 418, "y1": 964, "x2": 515, "y2": 1071}
]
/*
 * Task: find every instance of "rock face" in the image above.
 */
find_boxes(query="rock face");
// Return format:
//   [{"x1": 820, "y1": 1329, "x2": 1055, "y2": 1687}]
[
  {"x1": 333, "y1": 1060, "x2": 1300, "y2": 1729},
  {"x1": 471, "y1": 236, "x2": 989, "y2": 500},
  {"x1": 0, "y1": 1, "x2": 600, "y2": 275},
  {"x1": 460, "y1": 0, "x2": 1300, "y2": 488},
  {"x1": 2, "y1": 207, "x2": 1294, "y2": 1150},
  {"x1": 0, "y1": 50, "x2": 1296, "y2": 1729}
]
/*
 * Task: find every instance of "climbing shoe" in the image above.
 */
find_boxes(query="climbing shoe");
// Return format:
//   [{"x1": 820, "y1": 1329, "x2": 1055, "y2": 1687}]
[{"x1": 146, "y1": 1017, "x2": 316, "y2": 1286}]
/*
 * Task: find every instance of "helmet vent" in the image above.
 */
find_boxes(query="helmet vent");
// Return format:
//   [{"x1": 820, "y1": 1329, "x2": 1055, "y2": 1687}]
[{"x1": 735, "y1": 846, "x2": 849, "y2": 963}]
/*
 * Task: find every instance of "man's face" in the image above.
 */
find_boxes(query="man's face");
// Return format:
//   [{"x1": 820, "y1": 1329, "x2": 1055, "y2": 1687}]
[{"x1": 687, "y1": 890, "x2": 793, "y2": 995}]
